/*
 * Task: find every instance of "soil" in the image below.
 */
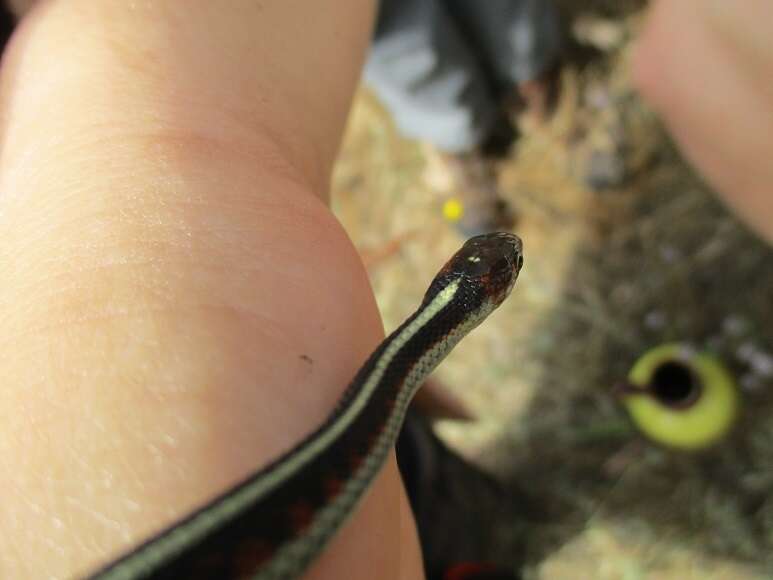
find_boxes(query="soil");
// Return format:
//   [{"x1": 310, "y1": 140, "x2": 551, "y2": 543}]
[{"x1": 332, "y1": 5, "x2": 773, "y2": 579}]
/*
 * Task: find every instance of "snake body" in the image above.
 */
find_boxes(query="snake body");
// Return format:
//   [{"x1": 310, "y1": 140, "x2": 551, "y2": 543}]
[{"x1": 90, "y1": 232, "x2": 523, "y2": 580}]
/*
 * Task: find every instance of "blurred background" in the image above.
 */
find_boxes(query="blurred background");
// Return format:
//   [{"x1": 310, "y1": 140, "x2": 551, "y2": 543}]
[
  {"x1": 1, "y1": 1, "x2": 770, "y2": 578},
  {"x1": 334, "y1": 1, "x2": 773, "y2": 578}
]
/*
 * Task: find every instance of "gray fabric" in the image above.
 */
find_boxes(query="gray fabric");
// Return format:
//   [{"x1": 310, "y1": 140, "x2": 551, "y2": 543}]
[{"x1": 364, "y1": 0, "x2": 561, "y2": 153}]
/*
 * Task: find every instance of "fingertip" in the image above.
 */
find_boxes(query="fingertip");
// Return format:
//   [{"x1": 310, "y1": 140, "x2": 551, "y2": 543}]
[
  {"x1": 630, "y1": 0, "x2": 671, "y2": 111},
  {"x1": 629, "y1": 35, "x2": 654, "y2": 105}
]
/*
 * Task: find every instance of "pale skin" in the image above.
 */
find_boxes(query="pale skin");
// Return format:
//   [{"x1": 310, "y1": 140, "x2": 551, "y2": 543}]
[
  {"x1": 633, "y1": 0, "x2": 773, "y2": 244},
  {"x1": 0, "y1": 1, "x2": 771, "y2": 579},
  {"x1": 0, "y1": 1, "x2": 422, "y2": 578}
]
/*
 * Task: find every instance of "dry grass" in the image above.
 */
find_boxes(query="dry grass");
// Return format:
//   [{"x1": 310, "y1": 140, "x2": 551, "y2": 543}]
[{"x1": 332, "y1": 5, "x2": 773, "y2": 578}]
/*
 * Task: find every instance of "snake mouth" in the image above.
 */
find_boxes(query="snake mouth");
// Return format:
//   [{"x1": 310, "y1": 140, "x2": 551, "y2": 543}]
[
  {"x1": 471, "y1": 233, "x2": 523, "y2": 305},
  {"x1": 491, "y1": 232, "x2": 523, "y2": 273},
  {"x1": 494, "y1": 232, "x2": 524, "y2": 291}
]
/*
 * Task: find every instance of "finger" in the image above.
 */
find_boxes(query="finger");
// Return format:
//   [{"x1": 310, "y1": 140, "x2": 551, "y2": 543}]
[{"x1": 632, "y1": 0, "x2": 773, "y2": 243}]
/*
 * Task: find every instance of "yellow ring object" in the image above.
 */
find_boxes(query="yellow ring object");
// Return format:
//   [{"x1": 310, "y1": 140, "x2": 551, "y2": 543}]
[{"x1": 621, "y1": 343, "x2": 739, "y2": 450}]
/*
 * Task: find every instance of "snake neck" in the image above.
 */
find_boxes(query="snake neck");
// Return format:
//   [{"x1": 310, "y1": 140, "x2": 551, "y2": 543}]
[{"x1": 93, "y1": 276, "x2": 491, "y2": 580}]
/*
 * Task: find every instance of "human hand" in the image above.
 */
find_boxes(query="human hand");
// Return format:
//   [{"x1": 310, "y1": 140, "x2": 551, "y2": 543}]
[
  {"x1": 633, "y1": 0, "x2": 773, "y2": 244},
  {"x1": 0, "y1": 2, "x2": 422, "y2": 578}
]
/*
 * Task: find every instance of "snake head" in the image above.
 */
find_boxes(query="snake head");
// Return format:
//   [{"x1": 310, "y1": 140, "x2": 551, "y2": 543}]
[{"x1": 428, "y1": 232, "x2": 523, "y2": 308}]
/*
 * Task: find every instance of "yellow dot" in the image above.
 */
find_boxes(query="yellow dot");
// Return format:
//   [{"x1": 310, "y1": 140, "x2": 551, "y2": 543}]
[{"x1": 442, "y1": 198, "x2": 464, "y2": 222}]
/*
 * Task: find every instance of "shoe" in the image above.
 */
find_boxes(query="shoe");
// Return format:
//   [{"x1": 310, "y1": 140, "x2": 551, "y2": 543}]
[{"x1": 396, "y1": 410, "x2": 523, "y2": 580}]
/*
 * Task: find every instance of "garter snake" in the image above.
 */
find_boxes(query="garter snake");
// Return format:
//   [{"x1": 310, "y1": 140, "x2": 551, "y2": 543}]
[{"x1": 90, "y1": 232, "x2": 523, "y2": 580}]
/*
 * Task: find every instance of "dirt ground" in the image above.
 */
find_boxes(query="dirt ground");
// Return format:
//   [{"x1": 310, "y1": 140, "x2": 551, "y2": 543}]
[{"x1": 332, "y1": 5, "x2": 773, "y2": 579}]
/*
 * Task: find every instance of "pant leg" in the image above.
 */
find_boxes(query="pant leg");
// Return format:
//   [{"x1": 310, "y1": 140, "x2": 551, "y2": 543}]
[
  {"x1": 446, "y1": 0, "x2": 562, "y2": 87},
  {"x1": 364, "y1": 0, "x2": 499, "y2": 154}
]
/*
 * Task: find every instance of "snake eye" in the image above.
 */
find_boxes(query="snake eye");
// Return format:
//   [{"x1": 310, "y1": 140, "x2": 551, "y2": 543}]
[{"x1": 618, "y1": 343, "x2": 740, "y2": 450}]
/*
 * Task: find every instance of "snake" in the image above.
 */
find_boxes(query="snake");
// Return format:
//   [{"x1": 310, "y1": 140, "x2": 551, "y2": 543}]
[{"x1": 89, "y1": 232, "x2": 524, "y2": 580}]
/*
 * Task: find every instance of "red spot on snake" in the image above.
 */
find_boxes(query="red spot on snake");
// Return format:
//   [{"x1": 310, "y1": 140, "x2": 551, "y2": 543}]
[
  {"x1": 444, "y1": 561, "x2": 499, "y2": 580},
  {"x1": 232, "y1": 538, "x2": 274, "y2": 577},
  {"x1": 324, "y1": 476, "x2": 344, "y2": 499},
  {"x1": 349, "y1": 452, "x2": 364, "y2": 471},
  {"x1": 289, "y1": 500, "x2": 315, "y2": 532}
]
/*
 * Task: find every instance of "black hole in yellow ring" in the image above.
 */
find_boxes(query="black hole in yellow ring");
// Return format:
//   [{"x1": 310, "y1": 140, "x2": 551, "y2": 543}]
[{"x1": 650, "y1": 360, "x2": 701, "y2": 410}]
